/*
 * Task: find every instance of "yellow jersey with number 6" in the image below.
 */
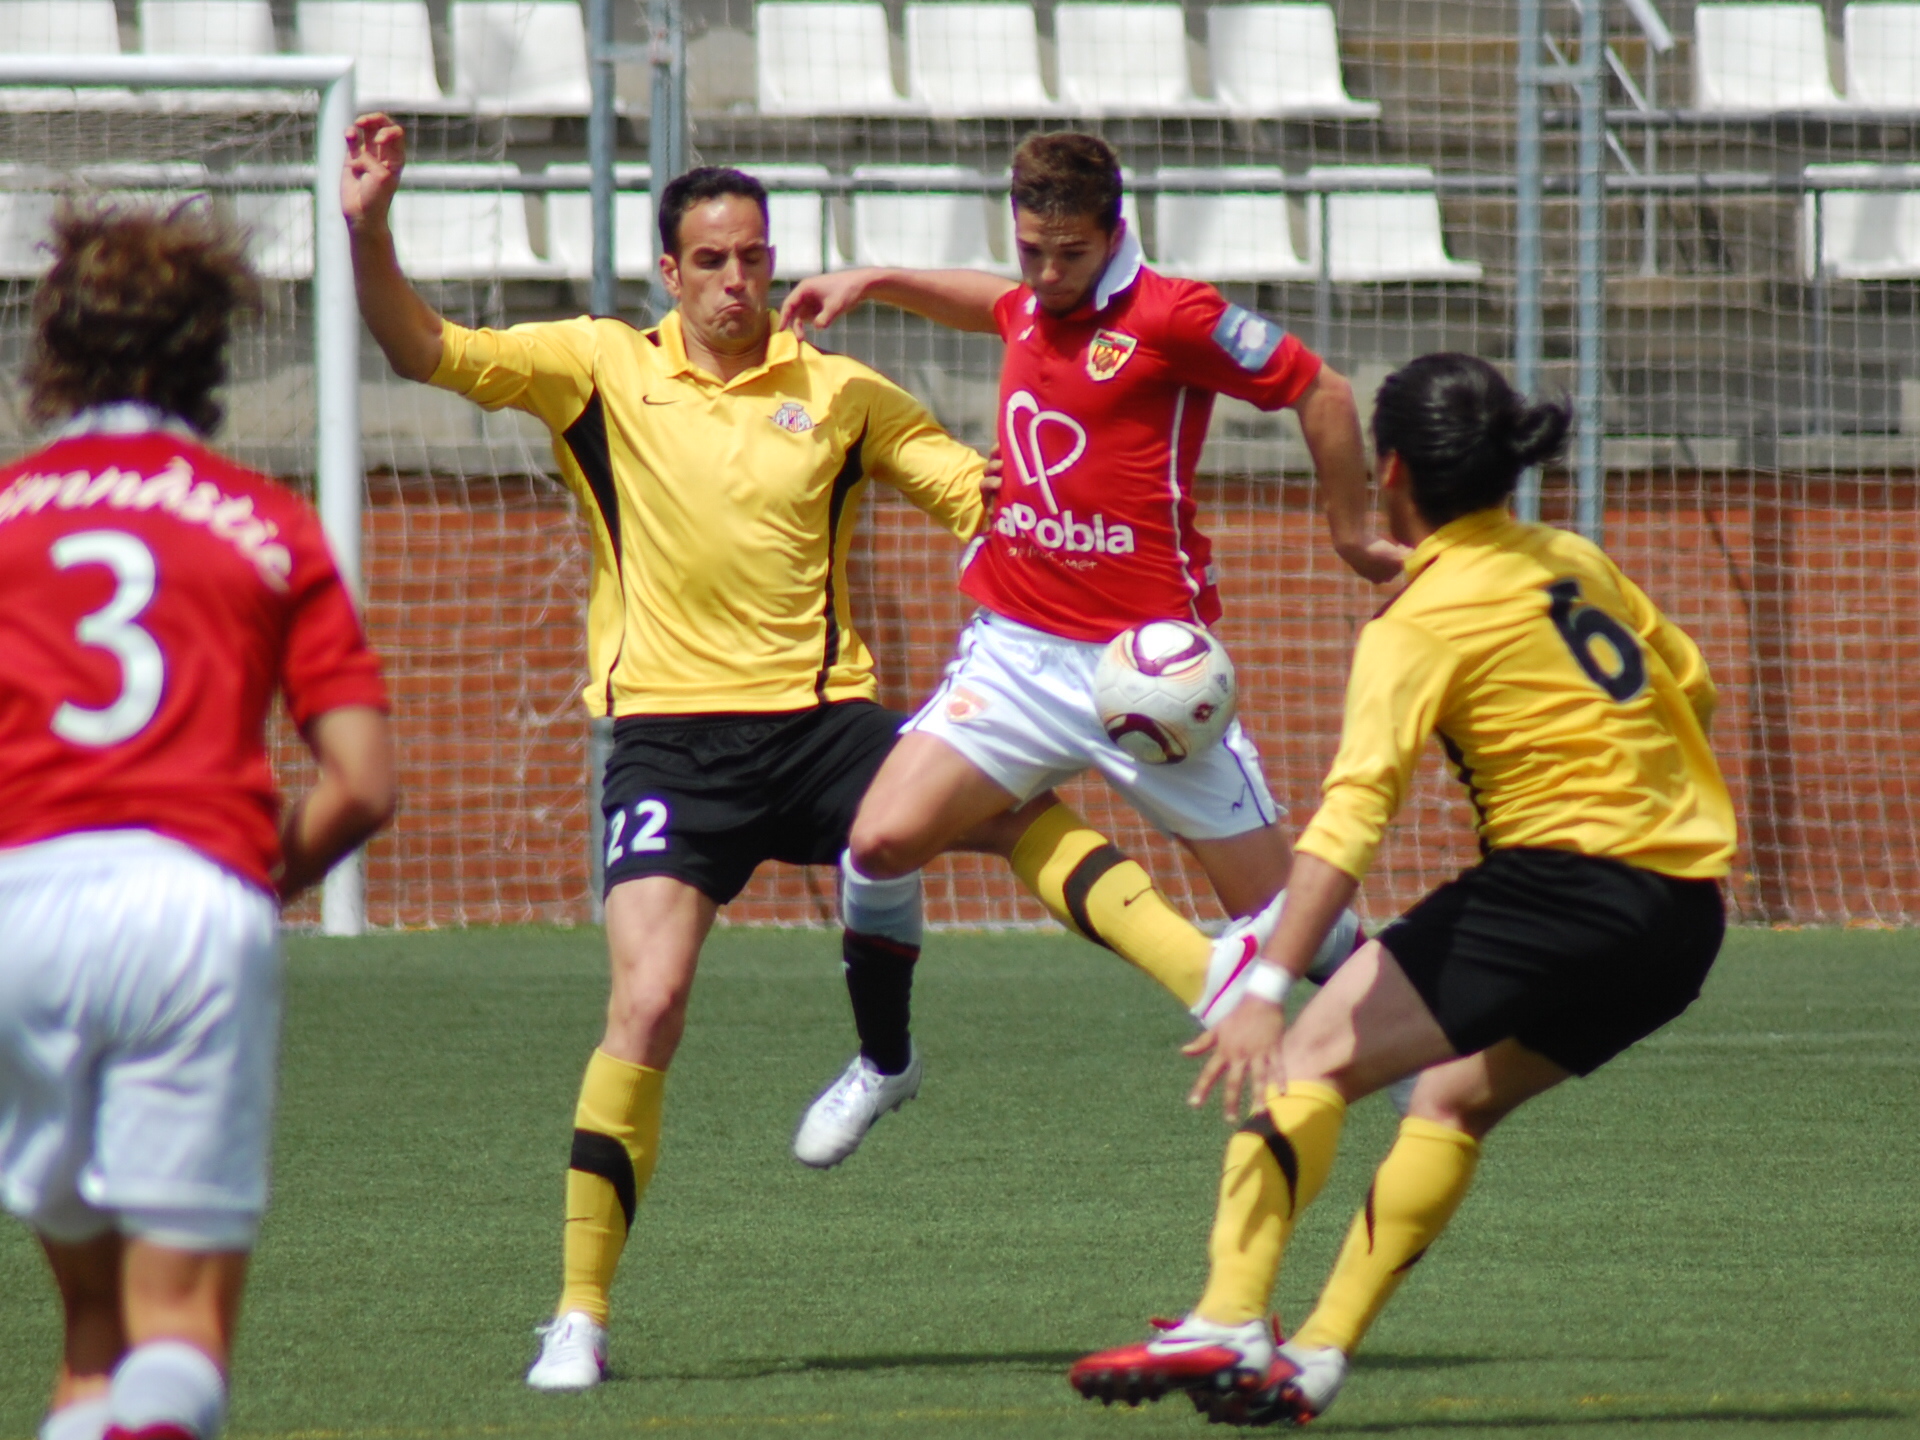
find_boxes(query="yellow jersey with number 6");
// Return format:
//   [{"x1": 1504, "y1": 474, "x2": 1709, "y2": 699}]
[{"x1": 1295, "y1": 507, "x2": 1736, "y2": 883}]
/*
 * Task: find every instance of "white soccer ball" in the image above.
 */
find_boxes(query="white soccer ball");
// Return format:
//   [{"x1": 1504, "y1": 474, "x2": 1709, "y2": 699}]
[{"x1": 1093, "y1": 620, "x2": 1238, "y2": 765}]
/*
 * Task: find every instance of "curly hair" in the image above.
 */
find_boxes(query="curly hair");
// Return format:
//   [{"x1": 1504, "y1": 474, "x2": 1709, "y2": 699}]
[
  {"x1": 24, "y1": 198, "x2": 261, "y2": 436},
  {"x1": 1009, "y1": 131, "x2": 1123, "y2": 232}
]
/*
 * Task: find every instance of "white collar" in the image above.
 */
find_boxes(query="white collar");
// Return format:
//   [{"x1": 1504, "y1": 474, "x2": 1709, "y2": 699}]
[
  {"x1": 1091, "y1": 220, "x2": 1145, "y2": 312},
  {"x1": 55, "y1": 401, "x2": 199, "y2": 441}
]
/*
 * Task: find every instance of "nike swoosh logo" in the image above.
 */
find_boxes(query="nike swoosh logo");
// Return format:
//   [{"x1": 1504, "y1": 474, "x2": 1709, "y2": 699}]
[
  {"x1": 642, "y1": 395, "x2": 680, "y2": 405},
  {"x1": 1122, "y1": 887, "x2": 1151, "y2": 907}
]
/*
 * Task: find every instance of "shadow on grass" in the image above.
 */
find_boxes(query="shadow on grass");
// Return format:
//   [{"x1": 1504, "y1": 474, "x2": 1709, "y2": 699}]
[
  {"x1": 628, "y1": 1350, "x2": 1090, "y2": 1382},
  {"x1": 1321, "y1": 1405, "x2": 1909, "y2": 1434}
]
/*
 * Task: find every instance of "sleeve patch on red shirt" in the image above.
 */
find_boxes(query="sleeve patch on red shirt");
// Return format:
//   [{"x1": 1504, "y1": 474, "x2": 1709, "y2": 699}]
[{"x1": 1212, "y1": 304, "x2": 1285, "y2": 371}]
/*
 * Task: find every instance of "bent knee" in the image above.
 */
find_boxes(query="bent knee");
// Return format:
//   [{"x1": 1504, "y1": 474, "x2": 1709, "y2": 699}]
[{"x1": 847, "y1": 821, "x2": 926, "y2": 880}]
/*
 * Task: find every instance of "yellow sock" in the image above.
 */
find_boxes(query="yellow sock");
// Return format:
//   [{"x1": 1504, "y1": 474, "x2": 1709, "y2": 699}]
[
  {"x1": 1293, "y1": 1118, "x2": 1481, "y2": 1354},
  {"x1": 1195, "y1": 1081, "x2": 1347, "y2": 1326},
  {"x1": 1007, "y1": 802, "x2": 1211, "y2": 1005},
  {"x1": 557, "y1": 1049, "x2": 665, "y2": 1324}
]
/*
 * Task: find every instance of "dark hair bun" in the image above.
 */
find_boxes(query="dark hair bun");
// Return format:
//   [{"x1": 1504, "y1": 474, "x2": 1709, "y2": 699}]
[{"x1": 1370, "y1": 353, "x2": 1571, "y2": 527}]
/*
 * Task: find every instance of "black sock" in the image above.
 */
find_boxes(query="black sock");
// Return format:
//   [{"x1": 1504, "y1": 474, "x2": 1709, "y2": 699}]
[{"x1": 842, "y1": 930, "x2": 918, "y2": 1075}]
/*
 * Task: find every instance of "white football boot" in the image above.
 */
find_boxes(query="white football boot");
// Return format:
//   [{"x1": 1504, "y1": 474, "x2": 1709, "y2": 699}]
[
  {"x1": 525, "y1": 1310, "x2": 608, "y2": 1391},
  {"x1": 792, "y1": 1044, "x2": 922, "y2": 1168},
  {"x1": 1192, "y1": 898, "x2": 1362, "y2": 1029}
]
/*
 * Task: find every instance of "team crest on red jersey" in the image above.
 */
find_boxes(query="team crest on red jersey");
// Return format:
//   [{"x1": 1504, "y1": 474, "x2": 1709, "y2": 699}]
[{"x1": 1084, "y1": 329, "x2": 1138, "y2": 382}]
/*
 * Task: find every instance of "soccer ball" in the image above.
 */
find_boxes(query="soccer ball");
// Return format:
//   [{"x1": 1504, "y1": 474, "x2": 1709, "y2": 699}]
[{"x1": 1093, "y1": 620, "x2": 1237, "y2": 764}]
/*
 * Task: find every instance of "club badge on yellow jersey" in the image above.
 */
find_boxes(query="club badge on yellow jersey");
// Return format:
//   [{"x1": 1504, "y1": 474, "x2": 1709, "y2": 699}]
[
  {"x1": 1085, "y1": 329, "x2": 1138, "y2": 382},
  {"x1": 770, "y1": 401, "x2": 815, "y2": 433}
]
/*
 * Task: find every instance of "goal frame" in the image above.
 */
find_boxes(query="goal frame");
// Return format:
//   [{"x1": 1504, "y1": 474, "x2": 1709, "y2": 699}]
[{"x1": 0, "y1": 54, "x2": 365, "y2": 933}]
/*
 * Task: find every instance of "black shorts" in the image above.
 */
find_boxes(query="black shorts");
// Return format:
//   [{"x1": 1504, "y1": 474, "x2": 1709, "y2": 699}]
[
  {"x1": 600, "y1": 701, "x2": 905, "y2": 905},
  {"x1": 1376, "y1": 848, "x2": 1725, "y2": 1076}
]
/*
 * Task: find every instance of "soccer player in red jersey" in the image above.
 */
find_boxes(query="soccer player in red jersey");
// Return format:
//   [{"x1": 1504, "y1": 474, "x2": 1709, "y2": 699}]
[
  {"x1": 780, "y1": 133, "x2": 1406, "y2": 1146},
  {"x1": 0, "y1": 203, "x2": 394, "y2": 1440}
]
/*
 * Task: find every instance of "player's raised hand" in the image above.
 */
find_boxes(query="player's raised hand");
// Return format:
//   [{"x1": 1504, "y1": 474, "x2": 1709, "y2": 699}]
[
  {"x1": 1185, "y1": 995, "x2": 1289, "y2": 1119},
  {"x1": 342, "y1": 113, "x2": 407, "y2": 231},
  {"x1": 780, "y1": 271, "x2": 871, "y2": 335}
]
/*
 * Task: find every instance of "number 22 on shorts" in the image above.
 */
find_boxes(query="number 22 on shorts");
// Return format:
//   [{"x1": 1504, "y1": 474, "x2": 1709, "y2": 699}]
[{"x1": 606, "y1": 798, "x2": 670, "y2": 864}]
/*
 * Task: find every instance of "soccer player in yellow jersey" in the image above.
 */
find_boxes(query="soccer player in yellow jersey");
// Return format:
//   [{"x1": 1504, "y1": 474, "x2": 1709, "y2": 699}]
[
  {"x1": 1070, "y1": 353, "x2": 1737, "y2": 1426},
  {"x1": 340, "y1": 116, "x2": 1275, "y2": 1390}
]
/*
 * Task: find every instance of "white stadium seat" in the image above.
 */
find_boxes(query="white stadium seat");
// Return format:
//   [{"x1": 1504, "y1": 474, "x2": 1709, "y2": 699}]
[
  {"x1": 755, "y1": 2, "x2": 919, "y2": 115},
  {"x1": 297, "y1": 1, "x2": 449, "y2": 111},
  {"x1": 1305, "y1": 166, "x2": 1482, "y2": 282},
  {"x1": 753, "y1": 163, "x2": 834, "y2": 278},
  {"x1": 390, "y1": 164, "x2": 567, "y2": 279},
  {"x1": 905, "y1": 3, "x2": 1060, "y2": 116},
  {"x1": 0, "y1": 0, "x2": 127, "y2": 111},
  {"x1": 234, "y1": 189, "x2": 314, "y2": 279},
  {"x1": 1207, "y1": 5, "x2": 1379, "y2": 119},
  {"x1": 1054, "y1": 2, "x2": 1220, "y2": 116},
  {"x1": 1803, "y1": 164, "x2": 1920, "y2": 278},
  {"x1": 139, "y1": 0, "x2": 278, "y2": 55},
  {"x1": 1153, "y1": 169, "x2": 1315, "y2": 281},
  {"x1": 451, "y1": 0, "x2": 591, "y2": 116},
  {"x1": 1693, "y1": 3, "x2": 1849, "y2": 113},
  {"x1": 543, "y1": 163, "x2": 653, "y2": 279},
  {"x1": 844, "y1": 166, "x2": 1001, "y2": 271},
  {"x1": 1844, "y1": 3, "x2": 1920, "y2": 110}
]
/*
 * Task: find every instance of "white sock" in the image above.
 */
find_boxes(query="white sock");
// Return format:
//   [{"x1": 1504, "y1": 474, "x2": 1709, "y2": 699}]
[
  {"x1": 40, "y1": 1396, "x2": 110, "y2": 1440},
  {"x1": 838, "y1": 849, "x2": 923, "y2": 948},
  {"x1": 109, "y1": 1341, "x2": 226, "y2": 1440},
  {"x1": 1304, "y1": 907, "x2": 1363, "y2": 985}
]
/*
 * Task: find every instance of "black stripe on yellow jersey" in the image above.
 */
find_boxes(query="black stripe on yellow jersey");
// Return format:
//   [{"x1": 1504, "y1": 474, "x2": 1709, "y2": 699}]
[
  {"x1": 430, "y1": 310, "x2": 985, "y2": 716},
  {"x1": 1294, "y1": 507, "x2": 1737, "y2": 883}
]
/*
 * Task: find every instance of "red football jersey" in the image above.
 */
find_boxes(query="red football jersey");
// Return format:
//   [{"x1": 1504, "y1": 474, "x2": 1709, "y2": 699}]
[
  {"x1": 0, "y1": 411, "x2": 389, "y2": 891},
  {"x1": 960, "y1": 236, "x2": 1323, "y2": 642}
]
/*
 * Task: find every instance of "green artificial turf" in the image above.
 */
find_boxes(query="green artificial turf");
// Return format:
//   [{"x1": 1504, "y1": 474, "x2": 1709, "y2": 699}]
[{"x1": 4, "y1": 926, "x2": 1919, "y2": 1438}]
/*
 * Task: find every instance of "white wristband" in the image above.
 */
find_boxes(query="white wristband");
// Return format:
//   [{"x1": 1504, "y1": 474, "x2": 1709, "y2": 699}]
[{"x1": 1244, "y1": 962, "x2": 1294, "y2": 1006}]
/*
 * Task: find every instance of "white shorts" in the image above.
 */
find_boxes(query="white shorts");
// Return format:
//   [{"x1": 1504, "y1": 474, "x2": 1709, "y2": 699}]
[
  {"x1": 0, "y1": 830, "x2": 281, "y2": 1252},
  {"x1": 904, "y1": 610, "x2": 1279, "y2": 841}
]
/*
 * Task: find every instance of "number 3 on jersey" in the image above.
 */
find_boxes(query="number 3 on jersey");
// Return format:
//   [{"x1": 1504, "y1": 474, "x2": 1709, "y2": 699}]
[
  {"x1": 606, "y1": 798, "x2": 670, "y2": 865},
  {"x1": 52, "y1": 530, "x2": 165, "y2": 747},
  {"x1": 1546, "y1": 578, "x2": 1646, "y2": 702}
]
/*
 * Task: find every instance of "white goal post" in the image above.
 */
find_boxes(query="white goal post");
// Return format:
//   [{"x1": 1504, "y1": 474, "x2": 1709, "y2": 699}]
[{"x1": 0, "y1": 55, "x2": 365, "y2": 934}]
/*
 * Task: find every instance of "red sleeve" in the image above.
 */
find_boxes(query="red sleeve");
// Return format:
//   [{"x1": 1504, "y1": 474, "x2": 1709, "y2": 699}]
[
  {"x1": 992, "y1": 284, "x2": 1032, "y2": 342},
  {"x1": 278, "y1": 503, "x2": 389, "y2": 729},
  {"x1": 1159, "y1": 283, "x2": 1322, "y2": 411}
]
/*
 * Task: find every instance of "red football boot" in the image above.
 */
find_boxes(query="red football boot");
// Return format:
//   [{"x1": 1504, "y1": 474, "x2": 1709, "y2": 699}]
[{"x1": 1069, "y1": 1314, "x2": 1279, "y2": 1409}]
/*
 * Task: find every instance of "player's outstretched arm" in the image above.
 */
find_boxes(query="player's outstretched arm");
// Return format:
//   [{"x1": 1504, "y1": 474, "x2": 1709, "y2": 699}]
[
  {"x1": 780, "y1": 267, "x2": 1014, "y2": 336},
  {"x1": 277, "y1": 705, "x2": 397, "y2": 903},
  {"x1": 343, "y1": 113, "x2": 444, "y2": 383},
  {"x1": 1293, "y1": 367, "x2": 1410, "y2": 585}
]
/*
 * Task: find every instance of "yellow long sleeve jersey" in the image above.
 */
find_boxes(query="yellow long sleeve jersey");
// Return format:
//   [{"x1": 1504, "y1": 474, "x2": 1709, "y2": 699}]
[
  {"x1": 431, "y1": 311, "x2": 986, "y2": 715},
  {"x1": 1295, "y1": 508, "x2": 1737, "y2": 883}
]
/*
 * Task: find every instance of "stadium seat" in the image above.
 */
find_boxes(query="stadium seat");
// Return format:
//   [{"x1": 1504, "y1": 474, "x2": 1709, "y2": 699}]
[
  {"x1": 389, "y1": 164, "x2": 568, "y2": 279},
  {"x1": 233, "y1": 189, "x2": 314, "y2": 280},
  {"x1": 904, "y1": 3, "x2": 1060, "y2": 116},
  {"x1": 543, "y1": 164, "x2": 653, "y2": 279},
  {"x1": 843, "y1": 166, "x2": 1001, "y2": 271},
  {"x1": 1153, "y1": 169, "x2": 1315, "y2": 281},
  {"x1": 1206, "y1": 4, "x2": 1380, "y2": 119},
  {"x1": 1305, "y1": 166, "x2": 1483, "y2": 281},
  {"x1": 753, "y1": 163, "x2": 834, "y2": 278},
  {"x1": 450, "y1": 0, "x2": 591, "y2": 116},
  {"x1": 0, "y1": 0, "x2": 128, "y2": 111},
  {"x1": 1693, "y1": 3, "x2": 1849, "y2": 113},
  {"x1": 1803, "y1": 164, "x2": 1920, "y2": 278},
  {"x1": 297, "y1": 1, "x2": 450, "y2": 111},
  {"x1": 1054, "y1": 2, "x2": 1221, "y2": 115},
  {"x1": 755, "y1": 2, "x2": 920, "y2": 115},
  {"x1": 1844, "y1": 3, "x2": 1920, "y2": 109},
  {"x1": 139, "y1": 0, "x2": 278, "y2": 55}
]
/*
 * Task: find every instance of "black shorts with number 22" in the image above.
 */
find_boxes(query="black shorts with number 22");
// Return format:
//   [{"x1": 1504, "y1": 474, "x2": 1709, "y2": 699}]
[{"x1": 599, "y1": 700, "x2": 904, "y2": 905}]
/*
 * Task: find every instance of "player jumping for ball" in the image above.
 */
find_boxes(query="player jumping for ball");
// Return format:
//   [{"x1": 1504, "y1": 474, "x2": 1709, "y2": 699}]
[
  {"x1": 1069, "y1": 354, "x2": 1735, "y2": 1426},
  {"x1": 0, "y1": 203, "x2": 395, "y2": 1440},
  {"x1": 781, "y1": 133, "x2": 1407, "y2": 1154}
]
